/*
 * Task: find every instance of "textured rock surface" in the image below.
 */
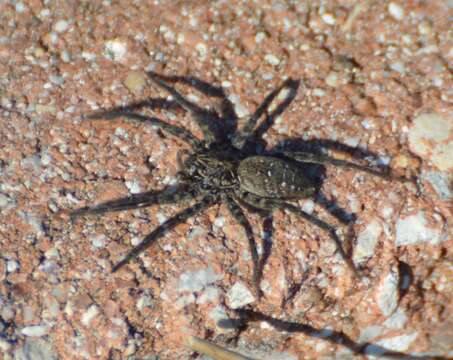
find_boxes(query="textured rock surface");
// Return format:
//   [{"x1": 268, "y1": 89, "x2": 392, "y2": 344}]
[{"x1": 0, "y1": 1, "x2": 452, "y2": 359}]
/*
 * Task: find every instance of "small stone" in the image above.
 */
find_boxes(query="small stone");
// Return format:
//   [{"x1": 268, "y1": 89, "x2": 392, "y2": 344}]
[
  {"x1": 396, "y1": 211, "x2": 442, "y2": 246},
  {"x1": 195, "y1": 43, "x2": 207, "y2": 59},
  {"x1": 384, "y1": 308, "x2": 408, "y2": 329},
  {"x1": 255, "y1": 32, "x2": 266, "y2": 43},
  {"x1": 325, "y1": 72, "x2": 339, "y2": 87},
  {"x1": 228, "y1": 94, "x2": 249, "y2": 118},
  {"x1": 376, "y1": 267, "x2": 399, "y2": 316},
  {"x1": 136, "y1": 293, "x2": 153, "y2": 311},
  {"x1": 418, "y1": 21, "x2": 433, "y2": 35},
  {"x1": 312, "y1": 88, "x2": 325, "y2": 97},
  {"x1": 178, "y1": 267, "x2": 223, "y2": 292},
  {"x1": 15, "y1": 2, "x2": 26, "y2": 12},
  {"x1": 91, "y1": 234, "x2": 107, "y2": 248},
  {"x1": 264, "y1": 54, "x2": 280, "y2": 66},
  {"x1": 125, "y1": 180, "x2": 141, "y2": 194},
  {"x1": 54, "y1": 20, "x2": 69, "y2": 33},
  {"x1": 21, "y1": 325, "x2": 51, "y2": 337},
  {"x1": 322, "y1": 13, "x2": 336, "y2": 25},
  {"x1": 124, "y1": 71, "x2": 146, "y2": 93},
  {"x1": 81, "y1": 304, "x2": 99, "y2": 326},
  {"x1": 0, "y1": 338, "x2": 12, "y2": 351},
  {"x1": 359, "y1": 325, "x2": 384, "y2": 343},
  {"x1": 35, "y1": 104, "x2": 57, "y2": 115},
  {"x1": 197, "y1": 286, "x2": 220, "y2": 304},
  {"x1": 374, "y1": 332, "x2": 418, "y2": 353},
  {"x1": 354, "y1": 219, "x2": 382, "y2": 264},
  {"x1": 226, "y1": 282, "x2": 255, "y2": 309},
  {"x1": 388, "y1": 3, "x2": 404, "y2": 21},
  {"x1": 6, "y1": 259, "x2": 20, "y2": 273},
  {"x1": 422, "y1": 171, "x2": 452, "y2": 200},
  {"x1": 408, "y1": 113, "x2": 453, "y2": 171},
  {"x1": 105, "y1": 39, "x2": 127, "y2": 61}
]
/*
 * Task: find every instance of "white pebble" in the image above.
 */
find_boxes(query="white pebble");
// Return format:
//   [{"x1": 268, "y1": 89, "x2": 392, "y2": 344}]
[
  {"x1": 91, "y1": 234, "x2": 107, "y2": 248},
  {"x1": 388, "y1": 3, "x2": 404, "y2": 20},
  {"x1": 396, "y1": 211, "x2": 442, "y2": 246},
  {"x1": 125, "y1": 180, "x2": 141, "y2": 194},
  {"x1": 81, "y1": 304, "x2": 99, "y2": 326},
  {"x1": 6, "y1": 259, "x2": 19, "y2": 273},
  {"x1": 322, "y1": 13, "x2": 336, "y2": 25},
  {"x1": 105, "y1": 40, "x2": 127, "y2": 61},
  {"x1": 353, "y1": 219, "x2": 382, "y2": 264},
  {"x1": 373, "y1": 332, "x2": 418, "y2": 353},
  {"x1": 255, "y1": 32, "x2": 266, "y2": 43},
  {"x1": 54, "y1": 20, "x2": 69, "y2": 33},
  {"x1": 376, "y1": 267, "x2": 399, "y2": 316},
  {"x1": 408, "y1": 113, "x2": 453, "y2": 172},
  {"x1": 196, "y1": 43, "x2": 207, "y2": 59},
  {"x1": 15, "y1": 2, "x2": 26, "y2": 12},
  {"x1": 264, "y1": 54, "x2": 280, "y2": 66},
  {"x1": 213, "y1": 216, "x2": 225, "y2": 228},
  {"x1": 227, "y1": 282, "x2": 255, "y2": 309},
  {"x1": 21, "y1": 325, "x2": 50, "y2": 337},
  {"x1": 178, "y1": 267, "x2": 223, "y2": 292}
]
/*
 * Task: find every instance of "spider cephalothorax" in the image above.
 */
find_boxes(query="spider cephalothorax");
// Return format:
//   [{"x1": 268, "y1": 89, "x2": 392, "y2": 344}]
[
  {"x1": 181, "y1": 146, "x2": 240, "y2": 193},
  {"x1": 70, "y1": 72, "x2": 406, "y2": 296}
]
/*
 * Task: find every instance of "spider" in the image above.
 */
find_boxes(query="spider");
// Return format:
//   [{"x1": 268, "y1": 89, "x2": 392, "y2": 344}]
[{"x1": 70, "y1": 72, "x2": 404, "y2": 296}]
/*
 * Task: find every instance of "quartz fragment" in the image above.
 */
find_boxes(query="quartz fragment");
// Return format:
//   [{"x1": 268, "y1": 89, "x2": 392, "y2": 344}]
[{"x1": 227, "y1": 282, "x2": 255, "y2": 309}]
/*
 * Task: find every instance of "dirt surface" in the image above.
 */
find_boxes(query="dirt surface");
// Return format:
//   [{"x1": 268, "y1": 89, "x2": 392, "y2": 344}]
[{"x1": 0, "y1": 1, "x2": 452, "y2": 359}]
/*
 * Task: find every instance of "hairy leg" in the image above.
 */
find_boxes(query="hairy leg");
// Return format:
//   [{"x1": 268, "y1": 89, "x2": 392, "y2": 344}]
[
  {"x1": 226, "y1": 196, "x2": 261, "y2": 298},
  {"x1": 69, "y1": 186, "x2": 194, "y2": 218},
  {"x1": 233, "y1": 79, "x2": 299, "y2": 150},
  {"x1": 238, "y1": 192, "x2": 359, "y2": 278},
  {"x1": 283, "y1": 151, "x2": 401, "y2": 181},
  {"x1": 112, "y1": 196, "x2": 214, "y2": 272},
  {"x1": 280, "y1": 202, "x2": 359, "y2": 278},
  {"x1": 148, "y1": 73, "x2": 237, "y2": 130},
  {"x1": 147, "y1": 72, "x2": 223, "y2": 143},
  {"x1": 84, "y1": 111, "x2": 201, "y2": 148}
]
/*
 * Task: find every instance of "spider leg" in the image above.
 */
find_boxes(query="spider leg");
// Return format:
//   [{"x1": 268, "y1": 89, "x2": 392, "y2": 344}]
[
  {"x1": 282, "y1": 150, "x2": 405, "y2": 181},
  {"x1": 147, "y1": 72, "x2": 221, "y2": 143},
  {"x1": 69, "y1": 186, "x2": 193, "y2": 218},
  {"x1": 153, "y1": 74, "x2": 237, "y2": 128},
  {"x1": 226, "y1": 196, "x2": 261, "y2": 298},
  {"x1": 112, "y1": 195, "x2": 213, "y2": 272},
  {"x1": 280, "y1": 202, "x2": 359, "y2": 278},
  {"x1": 233, "y1": 79, "x2": 299, "y2": 150},
  {"x1": 315, "y1": 192, "x2": 357, "y2": 225},
  {"x1": 89, "y1": 98, "x2": 181, "y2": 114},
  {"x1": 84, "y1": 111, "x2": 201, "y2": 148},
  {"x1": 237, "y1": 192, "x2": 359, "y2": 278}
]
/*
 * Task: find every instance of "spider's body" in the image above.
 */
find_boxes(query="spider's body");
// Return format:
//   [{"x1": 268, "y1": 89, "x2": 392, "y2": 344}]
[
  {"x1": 237, "y1": 156, "x2": 317, "y2": 200},
  {"x1": 71, "y1": 72, "x2": 403, "y2": 296}
]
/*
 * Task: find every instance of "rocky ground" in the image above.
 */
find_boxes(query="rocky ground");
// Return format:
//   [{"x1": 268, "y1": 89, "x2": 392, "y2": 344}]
[{"x1": 0, "y1": 1, "x2": 452, "y2": 359}]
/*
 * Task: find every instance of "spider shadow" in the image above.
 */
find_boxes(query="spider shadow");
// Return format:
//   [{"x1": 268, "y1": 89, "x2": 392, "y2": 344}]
[{"x1": 227, "y1": 309, "x2": 446, "y2": 360}]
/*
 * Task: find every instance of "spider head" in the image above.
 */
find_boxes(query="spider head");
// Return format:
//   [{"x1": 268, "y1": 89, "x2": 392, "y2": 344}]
[{"x1": 179, "y1": 149, "x2": 239, "y2": 194}]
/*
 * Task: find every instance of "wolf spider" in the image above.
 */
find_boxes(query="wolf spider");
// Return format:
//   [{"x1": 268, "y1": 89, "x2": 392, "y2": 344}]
[{"x1": 70, "y1": 72, "x2": 404, "y2": 296}]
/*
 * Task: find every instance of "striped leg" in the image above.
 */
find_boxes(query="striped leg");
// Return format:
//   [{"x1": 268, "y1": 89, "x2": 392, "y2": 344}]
[
  {"x1": 112, "y1": 196, "x2": 213, "y2": 272},
  {"x1": 226, "y1": 196, "x2": 261, "y2": 298}
]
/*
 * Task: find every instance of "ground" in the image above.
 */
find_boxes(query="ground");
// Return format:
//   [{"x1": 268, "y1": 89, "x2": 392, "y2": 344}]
[{"x1": 0, "y1": 1, "x2": 452, "y2": 359}]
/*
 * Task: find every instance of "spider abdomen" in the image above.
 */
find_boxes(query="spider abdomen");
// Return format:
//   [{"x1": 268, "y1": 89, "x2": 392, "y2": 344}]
[{"x1": 238, "y1": 156, "x2": 316, "y2": 199}]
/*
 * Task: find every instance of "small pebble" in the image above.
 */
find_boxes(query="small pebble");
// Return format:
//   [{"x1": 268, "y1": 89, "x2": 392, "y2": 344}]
[
  {"x1": 21, "y1": 325, "x2": 50, "y2": 337},
  {"x1": 105, "y1": 39, "x2": 127, "y2": 61},
  {"x1": 227, "y1": 282, "x2": 255, "y2": 309},
  {"x1": 388, "y1": 3, "x2": 404, "y2": 21},
  {"x1": 54, "y1": 20, "x2": 69, "y2": 33},
  {"x1": 264, "y1": 54, "x2": 280, "y2": 66}
]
